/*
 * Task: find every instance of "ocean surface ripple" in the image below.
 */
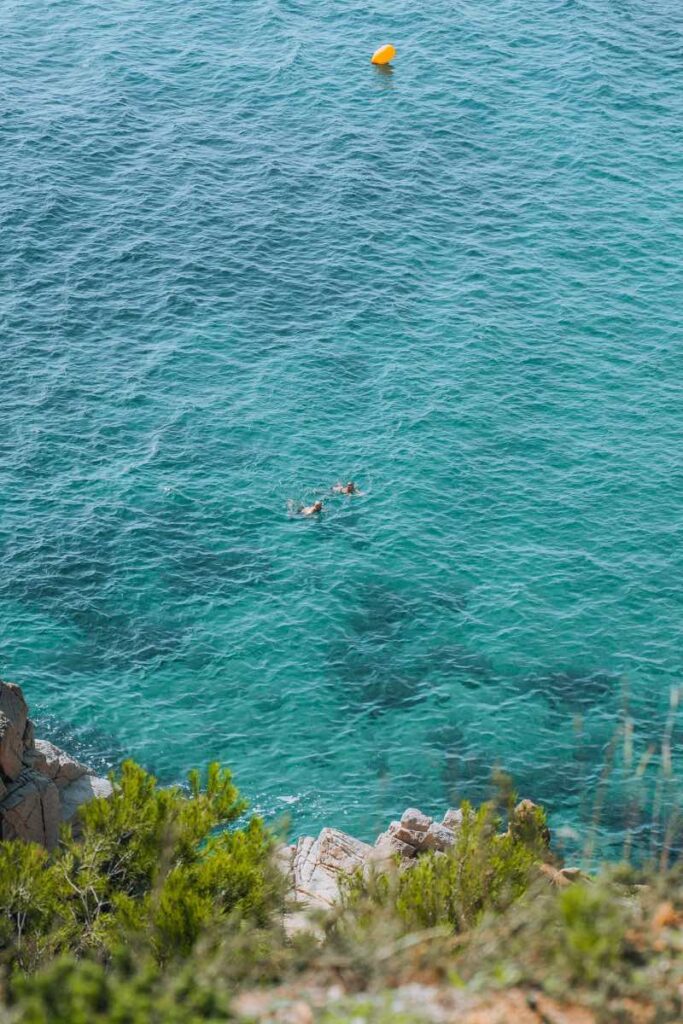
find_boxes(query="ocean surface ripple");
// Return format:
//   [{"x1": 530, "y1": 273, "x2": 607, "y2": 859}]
[{"x1": 2, "y1": 0, "x2": 683, "y2": 854}]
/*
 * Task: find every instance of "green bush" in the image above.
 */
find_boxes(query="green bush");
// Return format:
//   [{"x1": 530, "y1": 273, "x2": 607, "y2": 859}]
[
  {"x1": 339, "y1": 800, "x2": 543, "y2": 934},
  {"x1": 0, "y1": 760, "x2": 282, "y2": 974},
  {"x1": 11, "y1": 953, "x2": 230, "y2": 1024},
  {"x1": 3, "y1": 764, "x2": 680, "y2": 1023},
  {"x1": 551, "y1": 882, "x2": 628, "y2": 986},
  {"x1": 0, "y1": 842, "x2": 69, "y2": 969}
]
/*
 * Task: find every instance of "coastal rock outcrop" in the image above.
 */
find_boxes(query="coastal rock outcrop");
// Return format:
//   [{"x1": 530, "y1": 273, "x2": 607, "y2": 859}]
[
  {"x1": 289, "y1": 828, "x2": 373, "y2": 909},
  {"x1": 30, "y1": 739, "x2": 88, "y2": 788},
  {"x1": 286, "y1": 805, "x2": 466, "y2": 911},
  {"x1": 0, "y1": 680, "x2": 113, "y2": 848},
  {"x1": 284, "y1": 800, "x2": 554, "y2": 916}
]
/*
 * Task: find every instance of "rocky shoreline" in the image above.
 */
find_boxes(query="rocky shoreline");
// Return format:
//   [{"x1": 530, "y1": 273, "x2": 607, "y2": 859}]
[
  {"x1": 280, "y1": 808, "x2": 465, "y2": 913},
  {"x1": 279, "y1": 798, "x2": 568, "y2": 924},
  {"x1": 0, "y1": 680, "x2": 112, "y2": 848},
  {"x1": 1, "y1": 677, "x2": 571, "y2": 912}
]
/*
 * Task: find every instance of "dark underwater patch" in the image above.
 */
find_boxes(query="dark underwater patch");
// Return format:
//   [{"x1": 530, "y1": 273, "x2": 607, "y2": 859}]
[
  {"x1": 2, "y1": 535, "x2": 111, "y2": 608},
  {"x1": 418, "y1": 643, "x2": 493, "y2": 693},
  {"x1": 164, "y1": 542, "x2": 273, "y2": 596},
  {"x1": 525, "y1": 667, "x2": 622, "y2": 712},
  {"x1": 344, "y1": 581, "x2": 418, "y2": 640},
  {"x1": 67, "y1": 607, "x2": 196, "y2": 673},
  {"x1": 326, "y1": 639, "x2": 426, "y2": 715},
  {"x1": 326, "y1": 581, "x2": 427, "y2": 714}
]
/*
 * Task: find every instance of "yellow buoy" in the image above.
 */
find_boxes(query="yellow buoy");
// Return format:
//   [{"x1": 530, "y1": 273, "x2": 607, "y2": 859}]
[{"x1": 371, "y1": 44, "x2": 396, "y2": 66}]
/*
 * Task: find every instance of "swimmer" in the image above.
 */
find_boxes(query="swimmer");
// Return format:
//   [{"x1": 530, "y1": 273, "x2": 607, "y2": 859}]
[
  {"x1": 299, "y1": 499, "x2": 324, "y2": 516},
  {"x1": 332, "y1": 481, "x2": 361, "y2": 495}
]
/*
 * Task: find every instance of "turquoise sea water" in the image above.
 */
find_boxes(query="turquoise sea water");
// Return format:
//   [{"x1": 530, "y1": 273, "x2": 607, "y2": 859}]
[{"x1": 2, "y1": 0, "x2": 683, "y2": 855}]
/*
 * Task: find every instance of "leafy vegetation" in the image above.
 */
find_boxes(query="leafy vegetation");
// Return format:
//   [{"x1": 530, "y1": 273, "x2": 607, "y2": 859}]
[
  {"x1": 0, "y1": 760, "x2": 281, "y2": 976},
  {"x1": 0, "y1": 760, "x2": 681, "y2": 1022},
  {"x1": 338, "y1": 800, "x2": 543, "y2": 934}
]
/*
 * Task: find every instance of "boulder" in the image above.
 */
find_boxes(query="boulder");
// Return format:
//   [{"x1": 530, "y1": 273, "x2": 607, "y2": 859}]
[
  {"x1": 421, "y1": 821, "x2": 456, "y2": 852},
  {"x1": 60, "y1": 774, "x2": 113, "y2": 825},
  {"x1": 292, "y1": 828, "x2": 372, "y2": 909},
  {"x1": 387, "y1": 820, "x2": 429, "y2": 851},
  {"x1": 443, "y1": 807, "x2": 463, "y2": 830},
  {"x1": 400, "y1": 808, "x2": 432, "y2": 832},
  {"x1": 373, "y1": 830, "x2": 417, "y2": 859},
  {"x1": 0, "y1": 769, "x2": 60, "y2": 849},
  {"x1": 0, "y1": 681, "x2": 113, "y2": 848},
  {"x1": 32, "y1": 740, "x2": 88, "y2": 788},
  {"x1": 0, "y1": 712, "x2": 25, "y2": 781}
]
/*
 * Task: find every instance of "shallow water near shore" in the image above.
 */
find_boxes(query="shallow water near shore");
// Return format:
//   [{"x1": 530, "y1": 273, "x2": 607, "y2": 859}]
[{"x1": 2, "y1": 0, "x2": 683, "y2": 856}]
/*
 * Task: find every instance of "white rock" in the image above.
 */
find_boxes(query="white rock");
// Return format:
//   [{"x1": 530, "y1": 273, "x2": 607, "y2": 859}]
[
  {"x1": 274, "y1": 842, "x2": 296, "y2": 880},
  {"x1": 292, "y1": 828, "x2": 372, "y2": 909}
]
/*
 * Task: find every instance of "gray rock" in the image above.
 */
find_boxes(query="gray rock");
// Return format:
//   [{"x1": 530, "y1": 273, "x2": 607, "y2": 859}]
[
  {"x1": 33, "y1": 740, "x2": 88, "y2": 788},
  {"x1": 60, "y1": 774, "x2": 113, "y2": 825},
  {"x1": 0, "y1": 712, "x2": 25, "y2": 781},
  {"x1": 421, "y1": 821, "x2": 456, "y2": 852},
  {"x1": 0, "y1": 769, "x2": 60, "y2": 849},
  {"x1": 442, "y1": 808, "x2": 463, "y2": 830},
  {"x1": 292, "y1": 828, "x2": 372, "y2": 909},
  {"x1": 400, "y1": 808, "x2": 432, "y2": 832}
]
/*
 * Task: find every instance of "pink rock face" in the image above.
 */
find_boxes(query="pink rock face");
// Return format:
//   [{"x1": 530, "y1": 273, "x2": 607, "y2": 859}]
[
  {"x1": 32, "y1": 740, "x2": 88, "y2": 788},
  {"x1": 23, "y1": 720, "x2": 35, "y2": 749},
  {"x1": 372, "y1": 831, "x2": 417, "y2": 860},
  {"x1": 1, "y1": 770, "x2": 60, "y2": 849},
  {"x1": 0, "y1": 713, "x2": 25, "y2": 781},
  {"x1": 387, "y1": 820, "x2": 432, "y2": 851},
  {"x1": 0, "y1": 683, "x2": 28, "y2": 739},
  {"x1": 0, "y1": 680, "x2": 114, "y2": 849}
]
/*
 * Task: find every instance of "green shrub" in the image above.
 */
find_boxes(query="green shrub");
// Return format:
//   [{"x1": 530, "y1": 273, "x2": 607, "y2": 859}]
[
  {"x1": 340, "y1": 801, "x2": 541, "y2": 935},
  {"x1": 552, "y1": 882, "x2": 628, "y2": 985},
  {"x1": 0, "y1": 760, "x2": 281, "y2": 973},
  {"x1": 0, "y1": 842, "x2": 68, "y2": 970},
  {"x1": 11, "y1": 953, "x2": 230, "y2": 1024}
]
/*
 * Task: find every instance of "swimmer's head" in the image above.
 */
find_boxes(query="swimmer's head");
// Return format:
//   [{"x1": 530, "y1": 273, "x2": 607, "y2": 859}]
[{"x1": 313, "y1": 500, "x2": 323, "y2": 512}]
